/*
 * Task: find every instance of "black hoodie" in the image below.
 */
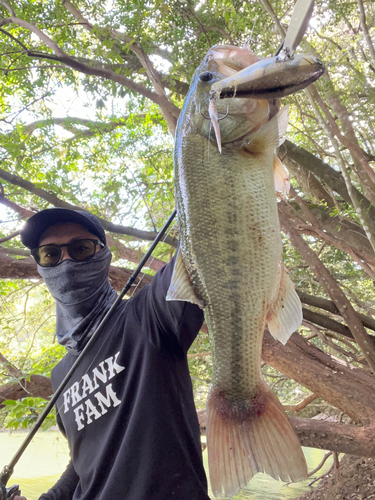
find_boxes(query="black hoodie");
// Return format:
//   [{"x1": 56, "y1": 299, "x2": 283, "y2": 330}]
[{"x1": 39, "y1": 259, "x2": 209, "y2": 500}]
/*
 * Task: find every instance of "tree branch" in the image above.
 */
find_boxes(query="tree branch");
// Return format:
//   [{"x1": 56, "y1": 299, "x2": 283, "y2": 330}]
[
  {"x1": 0, "y1": 167, "x2": 177, "y2": 246},
  {"x1": 0, "y1": 352, "x2": 22, "y2": 378},
  {"x1": 196, "y1": 25, "x2": 235, "y2": 44},
  {"x1": 283, "y1": 393, "x2": 319, "y2": 413},
  {"x1": 197, "y1": 406, "x2": 375, "y2": 457},
  {"x1": 18, "y1": 115, "x2": 147, "y2": 139},
  {"x1": 281, "y1": 215, "x2": 375, "y2": 372},
  {"x1": 303, "y1": 319, "x2": 362, "y2": 363},
  {"x1": 0, "y1": 26, "x2": 28, "y2": 50},
  {"x1": 357, "y1": 0, "x2": 375, "y2": 68},
  {"x1": 298, "y1": 290, "x2": 375, "y2": 332},
  {"x1": 282, "y1": 154, "x2": 335, "y2": 208},
  {"x1": 278, "y1": 202, "x2": 375, "y2": 279},
  {"x1": 305, "y1": 87, "x2": 375, "y2": 253},
  {"x1": 0, "y1": 195, "x2": 35, "y2": 218},
  {"x1": 280, "y1": 140, "x2": 375, "y2": 235},
  {"x1": 61, "y1": 0, "x2": 179, "y2": 133},
  {"x1": 0, "y1": 231, "x2": 19, "y2": 244},
  {"x1": 258, "y1": 0, "x2": 285, "y2": 39},
  {"x1": 308, "y1": 86, "x2": 375, "y2": 196},
  {"x1": 302, "y1": 307, "x2": 358, "y2": 342},
  {"x1": 0, "y1": 246, "x2": 30, "y2": 256},
  {"x1": 0, "y1": 375, "x2": 52, "y2": 405},
  {"x1": 290, "y1": 418, "x2": 375, "y2": 458},
  {"x1": 306, "y1": 451, "x2": 332, "y2": 478},
  {"x1": 0, "y1": 17, "x2": 66, "y2": 56},
  {"x1": 295, "y1": 203, "x2": 374, "y2": 260},
  {"x1": 264, "y1": 331, "x2": 375, "y2": 423},
  {"x1": 0, "y1": 14, "x2": 180, "y2": 125},
  {"x1": 106, "y1": 235, "x2": 166, "y2": 272}
]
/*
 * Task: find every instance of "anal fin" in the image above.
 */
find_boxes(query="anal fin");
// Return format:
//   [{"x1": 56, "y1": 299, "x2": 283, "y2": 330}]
[
  {"x1": 266, "y1": 266, "x2": 302, "y2": 344},
  {"x1": 166, "y1": 248, "x2": 204, "y2": 308}
]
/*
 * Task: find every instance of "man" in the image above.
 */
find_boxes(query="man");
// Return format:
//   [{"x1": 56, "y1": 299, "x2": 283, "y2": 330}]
[{"x1": 16, "y1": 207, "x2": 210, "y2": 500}]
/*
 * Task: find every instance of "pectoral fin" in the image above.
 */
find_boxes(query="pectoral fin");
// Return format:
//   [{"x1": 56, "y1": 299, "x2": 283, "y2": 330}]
[
  {"x1": 273, "y1": 155, "x2": 290, "y2": 194},
  {"x1": 166, "y1": 248, "x2": 204, "y2": 309},
  {"x1": 243, "y1": 105, "x2": 289, "y2": 154},
  {"x1": 266, "y1": 267, "x2": 302, "y2": 344}
]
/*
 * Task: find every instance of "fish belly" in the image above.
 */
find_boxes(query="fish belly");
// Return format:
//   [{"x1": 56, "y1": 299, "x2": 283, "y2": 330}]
[{"x1": 175, "y1": 134, "x2": 307, "y2": 497}]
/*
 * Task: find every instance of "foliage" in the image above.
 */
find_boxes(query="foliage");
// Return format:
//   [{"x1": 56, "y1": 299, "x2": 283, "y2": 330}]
[
  {"x1": 1, "y1": 397, "x2": 56, "y2": 431},
  {"x1": 188, "y1": 330, "x2": 212, "y2": 409},
  {"x1": 0, "y1": 282, "x2": 60, "y2": 375}
]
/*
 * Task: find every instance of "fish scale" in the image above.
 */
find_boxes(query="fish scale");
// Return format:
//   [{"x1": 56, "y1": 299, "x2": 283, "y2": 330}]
[{"x1": 177, "y1": 134, "x2": 281, "y2": 398}]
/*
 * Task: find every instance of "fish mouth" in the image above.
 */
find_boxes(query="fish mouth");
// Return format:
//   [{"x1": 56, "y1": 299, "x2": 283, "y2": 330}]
[{"x1": 211, "y1": 54, "x2": 325, "y2": 101}]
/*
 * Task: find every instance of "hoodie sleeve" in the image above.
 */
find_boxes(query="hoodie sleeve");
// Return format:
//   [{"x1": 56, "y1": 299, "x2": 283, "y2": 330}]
[{"x1": 133, "y1": 251, "x2": 204, "y2": 353}]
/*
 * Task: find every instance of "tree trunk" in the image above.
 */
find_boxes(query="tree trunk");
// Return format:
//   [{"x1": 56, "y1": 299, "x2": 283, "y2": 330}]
[
  {"x1": 290, "y1": 417, "x2": 375, "y2": 458},
  {"x1": 297, "y1": 455, "x2": 375, "y2": 500},
  {"x1": 262, "y1": 331, "x2": 375, "y2": 424}
]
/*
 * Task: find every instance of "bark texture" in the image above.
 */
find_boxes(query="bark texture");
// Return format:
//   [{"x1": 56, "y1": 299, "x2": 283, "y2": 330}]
[
  {"x1": 297, "y1": 455, "x2": 375, "y2": 500},
  {"x1": 290, "y1": 418, "x2": 375, "y2": 458},
  {"x1": 281, "y1": 140, "x2": 375, "y2": 230}
]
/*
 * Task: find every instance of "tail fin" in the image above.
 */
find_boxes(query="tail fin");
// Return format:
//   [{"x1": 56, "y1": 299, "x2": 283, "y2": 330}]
[{"x1": 206, "y1": 381, "x2": 307, "y2": 498}]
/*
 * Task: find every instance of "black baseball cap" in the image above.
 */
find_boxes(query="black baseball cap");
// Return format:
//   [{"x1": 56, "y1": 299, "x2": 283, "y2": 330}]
[{"x1": 20, "y1": 208, "x2": 107, "y2": 249}]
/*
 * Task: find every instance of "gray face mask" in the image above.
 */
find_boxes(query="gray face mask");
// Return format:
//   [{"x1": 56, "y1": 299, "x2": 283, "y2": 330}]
[{"x1": 38, "y1": 246, "x2": 117, "y2": 352}]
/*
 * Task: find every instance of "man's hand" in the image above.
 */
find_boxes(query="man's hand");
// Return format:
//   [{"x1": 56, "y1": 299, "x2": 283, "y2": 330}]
[{"x1": 12, "y1": 496, "x2": 27, "y2": 500}]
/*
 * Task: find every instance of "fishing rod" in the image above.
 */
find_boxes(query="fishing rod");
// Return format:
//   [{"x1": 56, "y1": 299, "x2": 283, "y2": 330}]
[{"x1": 0, "y1": 209, "x2": 177, "y2": 500}]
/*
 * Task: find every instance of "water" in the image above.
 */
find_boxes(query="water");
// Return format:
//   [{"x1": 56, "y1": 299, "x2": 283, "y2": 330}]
[
  {"x1": 0, "y1": 431, "x2": 70, "y2": 498},
  {"x1": 1, "y1": 431, "x2": 332, "y2": 499}
]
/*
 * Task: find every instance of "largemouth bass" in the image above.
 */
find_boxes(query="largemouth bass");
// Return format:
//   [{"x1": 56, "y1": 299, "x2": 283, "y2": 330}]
[{"x1": 167, "y1": 45, "x2": 323, "y2": 498}]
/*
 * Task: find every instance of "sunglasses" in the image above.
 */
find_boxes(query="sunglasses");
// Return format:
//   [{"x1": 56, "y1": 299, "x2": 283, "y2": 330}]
[{"x1": 31, "y1": 239, "x2": 105, "y2": 267}]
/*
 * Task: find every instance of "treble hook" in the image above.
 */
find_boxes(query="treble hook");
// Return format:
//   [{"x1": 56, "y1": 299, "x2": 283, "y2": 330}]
[{"x1": 198, "y1": 103, "x2": 229, "y2": 121}]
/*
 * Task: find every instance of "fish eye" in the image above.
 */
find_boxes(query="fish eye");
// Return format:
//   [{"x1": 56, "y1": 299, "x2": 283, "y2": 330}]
[{"x1": 199, "y1": 72, "x2": 214, "y2": 82}]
